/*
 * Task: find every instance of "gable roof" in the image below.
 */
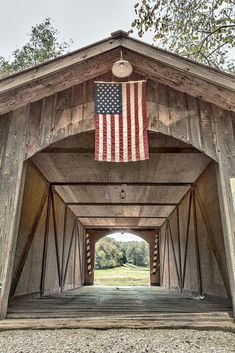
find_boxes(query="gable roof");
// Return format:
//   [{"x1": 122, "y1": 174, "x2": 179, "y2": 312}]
[{"x1": 0, "y1": 30, "x2": 235, "y2": 115}]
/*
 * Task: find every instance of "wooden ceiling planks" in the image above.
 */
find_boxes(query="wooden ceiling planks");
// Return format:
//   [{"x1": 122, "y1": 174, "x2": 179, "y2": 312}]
[
  {"x1": 31, "y1": 127, "x2": 210, "y2": 228},
  {"x1": 69, "y1": 205, "x2": 174, "y2": 218},
  {"x1": 54, "y1": 184, "x2": 190, "y2": 204},
  {"x1": 32, "y1": 152, "x2": 210, "y2": 184},
  {"x1": 79, "y1": 217, "x2": 165, "y2": 227}
]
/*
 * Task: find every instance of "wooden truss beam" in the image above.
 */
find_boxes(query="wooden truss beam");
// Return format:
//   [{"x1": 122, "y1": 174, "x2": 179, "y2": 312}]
[
  {"x1": 40, "y1": 186, "x2": 52, "y2": 297},
  {"x1": 68, "y1": 202, "x2": 178, "y2": 206},
  {"x1": 77, "y1": 216, "x2": 167, "y2": 219},
  {"x1": 85, "y1": 226, "x2": 160, "y2": 230},
  {"x1": 53, "y1": 182, "x2": 192, "y2": 186}
]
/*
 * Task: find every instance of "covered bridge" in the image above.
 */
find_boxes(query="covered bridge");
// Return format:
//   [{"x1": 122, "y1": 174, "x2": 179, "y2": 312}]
[{"x1": 0, "y1": 31, "x2": 235, "y2": 329}]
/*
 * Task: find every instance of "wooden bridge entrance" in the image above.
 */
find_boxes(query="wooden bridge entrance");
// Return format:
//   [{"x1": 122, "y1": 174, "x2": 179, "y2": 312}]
[{"x1": 0, "y1": 31, "x2": 235, "y2": 329}]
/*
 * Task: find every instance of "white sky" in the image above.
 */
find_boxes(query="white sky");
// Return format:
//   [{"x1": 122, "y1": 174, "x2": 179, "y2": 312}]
[
  {"x1": 107, "y1": 233, "x2": 144, "y2": 242},
  {"x1": 0, "y1": 0, "x2": 154, "y2": 59},
  {"x1": 0, "y1": 1, "x2": 233, "y2": 64}
]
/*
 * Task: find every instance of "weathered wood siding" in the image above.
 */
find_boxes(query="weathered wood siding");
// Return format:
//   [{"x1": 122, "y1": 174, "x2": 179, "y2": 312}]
[
  {"x1": 160, "y1": 162, "x2": 231, "y2": 299},
  {"x1": 10, "y1": 163, "x2": 85, "y2": 298}
]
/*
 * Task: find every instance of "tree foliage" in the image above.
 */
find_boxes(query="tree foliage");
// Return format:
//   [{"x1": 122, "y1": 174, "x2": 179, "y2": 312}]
[
  {"x1": 126, "y1": 241, "x2": 149, "y2": 266},
  {"x1": 131, "y1": 0, "x2": 235, "y2": 70},
  {"x1": 95, "y1": 237, "x2": 149, "y2": 269},
  {"x1": 95, "y1": 237, "x2": 125, "y2": 269},
  {"x1": 0, "y1": 18, "x2": 72, "y2": 78}
]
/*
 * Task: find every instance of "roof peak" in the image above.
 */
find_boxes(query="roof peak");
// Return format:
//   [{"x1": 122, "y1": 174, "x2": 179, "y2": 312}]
[{"x1": 111, "y1": 30, "x2": 129, "y2": 38}]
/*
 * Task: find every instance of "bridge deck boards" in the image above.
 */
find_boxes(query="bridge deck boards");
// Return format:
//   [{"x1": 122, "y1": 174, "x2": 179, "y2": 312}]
[
  {"x1": 7, "y1": 286, "x2": 232, "y2": 319},
  {"x1": 2, "y1": 287, "x2": 234, "y2": 330}
]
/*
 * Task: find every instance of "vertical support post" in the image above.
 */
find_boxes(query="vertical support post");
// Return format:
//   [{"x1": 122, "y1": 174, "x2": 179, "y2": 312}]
[
  {"x1": 73, "y1": 221, "x2": 77, "y2": 288},
  {"x1": 40, "y1": 186, "x2": 52, "y2": 297},
  {"x1": 60, "y1": 204, "x2": 68, "y2": 291},
  {"x1": 176, "y1": 206, "x2": 183, "y2": 292},
  {"x1": 76, "y1": 221, "x2": 83, "y2": 285},
  {"x1": 168, "y1": 219, "x2": 181, "y2": 291},
  {"x1": 182, "y1": 189, "x2": 193, "y2": 289},
  {"x1": 51, "y1": 188, "x2": 61, "y2": 289},
  {"x1": 217, "y1": 167, "x2": 235, "y2": 315},
  {"x1": 63, "y1": 219, "x2": 76, "y2": 286},
  {"x1": 161, "y1": 223, "x2": 167, "y2": 286},
  {"x1": 192, "y1": 187, "x2": 203, "y2": 297},
  {"x1": 214, "y1": 107, "x2": 235, "y2": 318},
  {"x1": 0, "y1": 107, "x2": 29, "y2": 319},
  {"x1": 167, "y1": 223, "x2": 170, "y2": 289}
]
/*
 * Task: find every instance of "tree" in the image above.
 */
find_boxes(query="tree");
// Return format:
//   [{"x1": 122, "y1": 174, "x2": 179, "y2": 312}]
[
  {"x1": 131, "y1": 0, "x2": 235, "y2": 70},
  {"x1": 0, "y1": 18, "x2": 72, "y2": 78},
  {"x1": 95, "y1": 237, "x2": 124, "y2": 269},
  {"x1": 95, "y1": 237, "x2": 150, "y2": 269},
  {"x1": 126, "y1": 241, "x2": 149, "y2": 266}
]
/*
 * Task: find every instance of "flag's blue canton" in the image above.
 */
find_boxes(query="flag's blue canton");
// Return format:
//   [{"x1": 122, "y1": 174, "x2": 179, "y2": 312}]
[{"x1": 95, "y1": 83, "x2": 122, "y2": 114}]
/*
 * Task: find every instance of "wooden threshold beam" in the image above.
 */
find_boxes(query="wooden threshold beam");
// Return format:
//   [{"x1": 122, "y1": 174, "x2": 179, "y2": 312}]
[
  {"x1": 77, "y1": 216, "x2": 167, "y2": 219},
  {"x1": 68, "y1": 202, "x2": 177, "y2": 206},
  {"x1": 85, "y1": 226, "x2": 160, "y2": 230},
  {"x1": 53, "y1": 182, "x2": 192, "y2": 186}
]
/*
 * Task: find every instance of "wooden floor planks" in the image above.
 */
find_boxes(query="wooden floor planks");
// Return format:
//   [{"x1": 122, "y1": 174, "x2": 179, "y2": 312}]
[{"x1": 2, "y1": 286, "x2": 234, "y2": 330}]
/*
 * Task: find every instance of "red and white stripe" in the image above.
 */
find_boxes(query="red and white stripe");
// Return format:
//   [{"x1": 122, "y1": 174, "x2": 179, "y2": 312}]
[
  {"x1": 95, "y1": 81, "x2": 149, "y2": 162},
  {"x1": 86, "y1": 233, "x2": 92, "y2": 275},
  {"x1": 152, "y1": 234, "x2": 159, "y2": 275}
]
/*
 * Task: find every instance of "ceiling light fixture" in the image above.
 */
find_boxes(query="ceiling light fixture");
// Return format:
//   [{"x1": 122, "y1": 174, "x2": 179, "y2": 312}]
[
  {"x1": 112, "y1": 51, "x2": 133, "y2": 78},
  {"x1": 120, "y1": 189, "x2": 126, "y2": 200}
]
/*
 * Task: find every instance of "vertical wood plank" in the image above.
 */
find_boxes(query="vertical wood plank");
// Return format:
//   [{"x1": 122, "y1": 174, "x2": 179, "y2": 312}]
[
  {"x1": 214, "y1": 106, "x2": 235, "y2": 317},
  {"x1": 0, "y1": 106, "x2": 29, "y2": 319},
  {"x1": 169, "y1": 89, "x2": 188, "y2": 143},
  {"x1": 37, "y1": 95, "x2": 57, "y2": 155},
  {"x1": 185, "y1": 95, "x2": 203, "y2": 153},
  {"x1": 26, "y1": 101, "x2": 43, "y2": 158},
  {"x1": 52, "y1": 88, "x2": 73, "y2": 144},
  {"x1": 198, "y1": 100, "x2": 217, "y2": 160},
  {"x1": 0, "y1": 115, "x2": 10, "y2": 170},
  {"x1": 153, "y1": 84, "x2": 170, "y2": 136}
]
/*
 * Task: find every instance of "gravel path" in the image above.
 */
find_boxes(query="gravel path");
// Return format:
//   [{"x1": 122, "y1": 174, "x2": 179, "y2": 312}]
[{"x1": 0, "y1": 329, "x2": 234, "y2": 353}]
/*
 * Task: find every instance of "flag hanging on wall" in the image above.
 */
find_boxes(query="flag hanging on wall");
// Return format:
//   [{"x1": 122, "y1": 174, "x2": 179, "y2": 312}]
[{"x1": 94, "y1": 80, "x2": 149, "y2": 162}]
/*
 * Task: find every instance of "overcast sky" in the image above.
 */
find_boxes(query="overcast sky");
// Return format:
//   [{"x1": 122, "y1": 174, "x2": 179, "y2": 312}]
[
  {"x1": 1, "y1": 2, "x2": 233, "y2": 63},
  {"x1": 107, "y1": 233, "x2": 144, "y2": 242},
  {"x1": 0, "y1": 0, "x2": 154, "y2": 58}
]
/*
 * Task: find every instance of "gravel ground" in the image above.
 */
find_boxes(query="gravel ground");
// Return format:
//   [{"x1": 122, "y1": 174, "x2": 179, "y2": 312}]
[{"x1": 0, "y1": 329, "x2": 234, "y2": 353}]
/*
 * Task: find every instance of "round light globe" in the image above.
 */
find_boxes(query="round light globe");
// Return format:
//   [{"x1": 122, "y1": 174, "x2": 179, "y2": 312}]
[{"x1": 112, "y1": 59, "x2": 133, "y2": 78}]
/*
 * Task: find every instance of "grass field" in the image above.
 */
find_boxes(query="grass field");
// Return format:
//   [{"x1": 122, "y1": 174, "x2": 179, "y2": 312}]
[{"x1": 94, "y1": 263, "x2": 150, "y2": 286}]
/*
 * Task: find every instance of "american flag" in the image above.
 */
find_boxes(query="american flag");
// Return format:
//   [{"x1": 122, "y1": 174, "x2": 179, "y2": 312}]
[{"x1": 94, "y1": 80, "x2": 149, "y2": 162}]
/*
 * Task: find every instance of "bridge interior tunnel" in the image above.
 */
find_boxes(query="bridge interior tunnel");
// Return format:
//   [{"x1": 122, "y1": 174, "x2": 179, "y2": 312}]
[{"x1": 7, "y1": 130, "x2": 232, "y2": 317}]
